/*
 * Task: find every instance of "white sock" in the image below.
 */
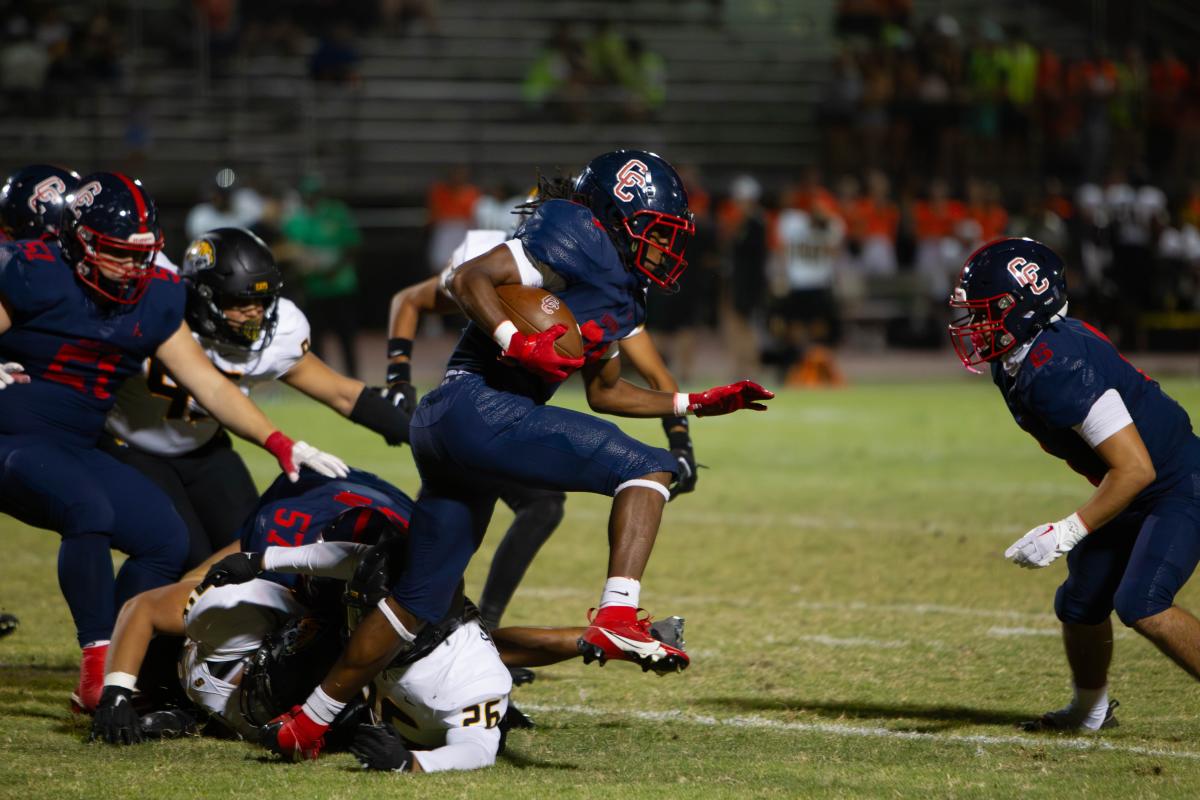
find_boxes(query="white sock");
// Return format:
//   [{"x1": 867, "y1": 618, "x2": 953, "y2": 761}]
[
  {"x1": 599, "y1": 577, "x2": 640, "y2": 610},
  {"x1": 1072, "y1": 685, "x2": 1110, "y2": 730},
  {"x1": 301, "y1": 685, "x2": 346, "y2": 726}
]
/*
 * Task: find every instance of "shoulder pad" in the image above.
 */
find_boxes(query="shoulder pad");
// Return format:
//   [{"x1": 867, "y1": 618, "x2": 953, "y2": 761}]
[{"x1": 517, "y1": 200, "x2": 618, "y2": 282}]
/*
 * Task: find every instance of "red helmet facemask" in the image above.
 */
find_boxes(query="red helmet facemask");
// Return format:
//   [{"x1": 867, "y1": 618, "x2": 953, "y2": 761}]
[
  {"x1": 947, "y1": 286, "x2": 1019, "y2": 373},
  {"x1": 72, "y1": 226, "x2": 162, "y2": 304},
  {"x1": 624, "y1": 209, "x2": 694, "y2": 292}
]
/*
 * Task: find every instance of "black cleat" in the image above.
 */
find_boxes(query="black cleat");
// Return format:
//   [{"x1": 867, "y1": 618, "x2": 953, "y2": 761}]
[
  {"x1": 503, "y1": 703, "x2": 536, "y2": 730},
  {"x1": 1020, "y1": 699, "x2": 1119, "y2": 732},
  {"x1": 0, "y1": 613, "x2": 17, "y2": 639}
]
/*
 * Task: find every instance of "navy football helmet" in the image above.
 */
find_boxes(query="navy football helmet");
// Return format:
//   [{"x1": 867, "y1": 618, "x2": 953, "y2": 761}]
[
  {"x1": 948, "y1": 237, "x2": 1068, "y2": 371},
  {"x1": 61, "y1": 172, "x2": 163, "y2": 305},
  {"x1": 573, "y1": 149, "x2": 695, "y2": 292},
  {"x1": 0, "y1": 164, "x2": 80, "y2": 239},
  {"x1": 180, "y1": 227, "x2": 282, "y2": 350}
]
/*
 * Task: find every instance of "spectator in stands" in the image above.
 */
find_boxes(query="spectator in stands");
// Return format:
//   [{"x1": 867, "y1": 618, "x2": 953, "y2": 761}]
[
  {"x1": 718, "y1": 175, "x2": 769, "y2": 378},
  {"x1": 1109, "y1": 45, "x2": 1147, "y2": 173},
  {"x1": 426, "y1": 164, "x2": 481, "y2": 274},
  {"x1": 998, "y1": 24, "x2": 1039, "y2": 171},
  {"x1": 1076, "y1": 46, "x2": 1118, "y2": 181},
  {"x1": 857, "y1": 169, "x2": 901, "y2": 276},
  {"x1": 618, "y1": 36, "x2": 666, "y2": 122},
  {"x1": 1146, "y1": 45, "x2": 1188, "y2": 178},
  {"x1": 523, "y1": 21, "x2": 591, "y2": 122},
  {"x1": 309, "y1": 22, "x2": 361, "y2": 85},
  {"x1": 282, "y1": 173, "x2": 363, "y2": 377},
  {"x1": 185, "y1": 170, "x2": 264, "y2": 241},
  {"x1": 772, "y1": 197, "x2": 847, "y2": 386},
  {"x1": 913, "y1": 178, "x2": 967, "y2": 302},
  {"x1": 819, "y1": 46, "x2": 864, "y2": 176},
  {"x1": 965, "y1": 22, "x2": 1005, "y2": 174},
  {"x1": 964, "y1": 177, "x2": 1007, "y2": 242},
  {"x1": 379, "y1": 0, "x2": 440, "y2": 38}
]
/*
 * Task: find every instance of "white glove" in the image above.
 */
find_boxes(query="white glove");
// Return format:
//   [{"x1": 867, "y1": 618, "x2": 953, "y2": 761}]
[
  {"x1": 291, "y1": 440, "x2": 350, "y2": 480},
  {"x1": 1004, "y1": 512, "x2": 1090, "y2": 568},
  {"x1": 0, "y1": 362, "x2": 30, "y2": 388}
]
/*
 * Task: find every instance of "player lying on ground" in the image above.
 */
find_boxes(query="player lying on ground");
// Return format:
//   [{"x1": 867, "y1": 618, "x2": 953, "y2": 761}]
[
  {"x1": 264, "y1": 149, "x2": 772, "y2": 762},
  {"x1": 105, "y1": 227, "x2": 409, "y2": 570},
  {"x1": 949, "y1": 236, "x2": 1200, "y2": 731},
  {"x1": 385, "y1": 198, "x2": 698, "y2": 629},
  {"x1": 91, "y1": 470, "x2": 685, "y2": 773},
  {"x1": 0, "y1": 172, "x2": 346, "y2": 712}
]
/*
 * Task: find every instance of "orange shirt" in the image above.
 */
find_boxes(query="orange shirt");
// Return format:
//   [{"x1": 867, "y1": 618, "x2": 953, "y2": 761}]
[
  {"x1": 426, "y1": 182, "x2": 481, "y2": 224},
  {"x1": 914, "y1": 199, "x2": 966, "y2": 240},
  {"x1": 968, "y1": 203, "x2": 1008, "y2": 241},
  {"x1": 784, "y1": 186, "x2": 838, "y2": 218}
]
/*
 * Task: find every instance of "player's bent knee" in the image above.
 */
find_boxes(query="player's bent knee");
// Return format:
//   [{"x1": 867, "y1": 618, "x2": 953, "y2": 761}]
[
  {"x1": 1112, "y1": 586, "x2": 1171, "y2": 629},
  {"x1": 1053, "y1": 584, "x2": 1111, "y2": 626}
]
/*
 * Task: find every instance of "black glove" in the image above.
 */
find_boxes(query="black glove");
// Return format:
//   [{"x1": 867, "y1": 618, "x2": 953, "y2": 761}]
[
  {"x1": 201, "y1": 551, "x2": 263, "y2": 589},
  {"x1": 348, "y1": 723, "x2": 414, "y2": 772},
  {"x1": 384, "y1": 381, "x2": 418, "y2": 417},
  {"x1": 665, "y1": 421, "x2": 697, "y2": 499},
  {"x1": 89, "y1": 686, "x2": 143, "y2": 745}
]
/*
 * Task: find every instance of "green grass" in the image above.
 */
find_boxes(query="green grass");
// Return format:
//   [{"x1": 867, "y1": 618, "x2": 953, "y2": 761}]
[{"x1": 4, "y1": 379, "x2": 1200, "y2": 798}]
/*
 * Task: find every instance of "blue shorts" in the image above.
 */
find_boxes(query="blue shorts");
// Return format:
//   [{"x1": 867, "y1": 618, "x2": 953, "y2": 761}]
[
  {"x1": 1055, "y1": 472, "x2": 1200, "y2": 626},
  {"x1": 393, "y1": 372, "x2": 677, "y2": 621}
]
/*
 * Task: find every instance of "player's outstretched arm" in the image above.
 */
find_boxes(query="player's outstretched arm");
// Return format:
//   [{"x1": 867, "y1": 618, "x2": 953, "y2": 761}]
[
  {"x1": 621, "y1": 330, "x2": 697, "y2": 497},
  {"x1": 91, "y1": 580, "x2": 196, "y2": 745},
  {"x1": 281, "y1": 352, "x2": 410, "y2": 446},
  {"x1": 155, "y1": 322, "x2": 349, "y2": 481},
  {"x1": 583, "y1": 355, "x2": 774, "y2": 419},
  {"x1": 383, "y1": 275, "x2": 459, "y2": 414},
  {"x1": 1006, "y1": 423, "x2": 1155, "y2": 568}
]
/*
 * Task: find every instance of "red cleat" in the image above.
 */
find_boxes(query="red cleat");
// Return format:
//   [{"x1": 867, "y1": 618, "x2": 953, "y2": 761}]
[
  {"x1": 70, "y1": 642, "x2": 108, "y2": 713},
  {"x1": 577, "y1": 607, "x2": 689, "y2": 673}
]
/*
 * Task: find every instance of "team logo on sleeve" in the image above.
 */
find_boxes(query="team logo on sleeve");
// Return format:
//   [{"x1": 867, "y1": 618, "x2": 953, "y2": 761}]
[
  {"x1": 28, "y1": 177, "x2": 67, "y2": 213},
  {"x1": 613, "y1": 159, "x2": 650, "y2": 202},
  {"x1": 1006, "y1": 257, "x2": 1049, "y2": 295},
  {"x1": 68, "y1": 181, "x2": 103, "y2": 217}
]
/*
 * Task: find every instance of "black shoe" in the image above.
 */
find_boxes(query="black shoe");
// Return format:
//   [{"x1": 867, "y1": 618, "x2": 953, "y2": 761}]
[
  {"x1": 508, "y1": 666, "x2": 536, "y2": 687},
  {"x1": 139, "y1": 709, "x2": 199, "y2": 739},
  {"x1": 0, "y1": 613, "x2": 17, "y2": 639},
  {"x1": 502, "y1": 702, "x2": 536, "y2": 730},
  {"x1": 1020, "y1": 699, "x2": 1119, "y2": 732}
]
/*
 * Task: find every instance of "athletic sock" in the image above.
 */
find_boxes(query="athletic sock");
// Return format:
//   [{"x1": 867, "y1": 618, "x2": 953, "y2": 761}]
[
  {"x1": 1072, "y1": 685, "x2": 1110, "y2": 731},
  {"x1": 598, "y1": 577, "x2": 640, "y2": 611},
  {"x1": 301, "y1": 685, "x2": 346, "y2": 727}
]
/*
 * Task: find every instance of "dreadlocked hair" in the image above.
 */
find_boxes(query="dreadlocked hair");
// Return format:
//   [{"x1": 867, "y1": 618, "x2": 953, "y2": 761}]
[{"x1": 514, "y1": 170, "x2": 576, "y2": 216}]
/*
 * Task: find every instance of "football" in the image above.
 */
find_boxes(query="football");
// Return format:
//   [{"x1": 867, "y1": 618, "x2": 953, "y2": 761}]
[{"x1": 495, "y1": 284, "x2": 583, "y2": 359}]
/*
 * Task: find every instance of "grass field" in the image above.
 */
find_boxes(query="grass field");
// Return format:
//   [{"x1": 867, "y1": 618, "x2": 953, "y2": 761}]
[{"x1": 4, "y1": 378, "x2": 1200, "y2": 799}]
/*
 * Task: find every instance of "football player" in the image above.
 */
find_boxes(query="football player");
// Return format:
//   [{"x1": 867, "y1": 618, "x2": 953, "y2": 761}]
[
  {"x1": 265, "y1": 150, "x2": 772, "y2": 761},
  {"x1": 949, "y1": 237, "x2": 1200, "y2": 731},
  {"x1": 0, "y1": 173, "x2": 347, "y2": 712},
  {"x1": 385, "y1": 183, "x2": 698, "y2": 630},
  {"x1": 104, "y1": 227, "x2": 410, "y2": 569},
  {"x1": 92, "y1": 469, "x2": 684, "y2": 774}
]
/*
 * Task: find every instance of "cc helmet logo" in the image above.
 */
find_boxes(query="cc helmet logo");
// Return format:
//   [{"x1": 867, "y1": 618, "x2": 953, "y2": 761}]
[
  {"x1": 1006, "y1": 257, "x2": 1049, "y2": 295},
  {"x1": 28, "y1": 177, "x2": 67, "y2": 213},
  {"x1": 613, "y1": 159, "x2": 650, "y2": 202},
  {"x1": 69, "y1": 181, "x2": 103, "y2": 218}
]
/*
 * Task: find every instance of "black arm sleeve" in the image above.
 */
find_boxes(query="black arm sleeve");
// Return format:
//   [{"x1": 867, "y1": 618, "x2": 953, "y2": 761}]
[{"x1": 349, "y1": 386, "x2": 411, "y2": 446}]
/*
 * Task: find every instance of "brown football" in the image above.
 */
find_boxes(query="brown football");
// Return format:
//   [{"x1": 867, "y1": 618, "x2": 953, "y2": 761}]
[{"x1": 495, "y1": 284, "x2": 583, "y2": 359}]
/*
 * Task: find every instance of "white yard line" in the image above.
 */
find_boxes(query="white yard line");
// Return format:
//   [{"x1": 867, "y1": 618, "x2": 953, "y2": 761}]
[
  {"x1": 521, "y1": 703, "x2": 1200, "y2": 762},
  {"x1": 792, "y1": 599, "x2": 1057, "y2": 622}
]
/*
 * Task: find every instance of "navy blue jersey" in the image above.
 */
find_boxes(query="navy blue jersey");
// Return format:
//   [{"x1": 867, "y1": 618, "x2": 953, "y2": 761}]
[
  {"x1": 993, "y1": 318, "x2": 1198, "y2": 500},
  {"x1": 446, "y1": 200, "x2": 646, "y2": 403},
  {"x1": 239, "y1": 467, "x2": 413, "y2": 588},
  {"x1": 0, "y1": 239, "x2": 185, "y2": 447}
]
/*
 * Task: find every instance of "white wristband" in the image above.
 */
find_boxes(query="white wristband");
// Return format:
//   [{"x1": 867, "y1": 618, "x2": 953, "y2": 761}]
[
  {"x1": 1057, "y1": 512, "x2": 1091, "y2": 551},
  {"x1": 493, "y1": 320, "x2": 519, "y2": 352},
  {"x1": 673, "y1": 392, "x2": 691, "y2": 416},
  {"x1": 104, "y1": 671, "x2": 138, "y2": 691}
]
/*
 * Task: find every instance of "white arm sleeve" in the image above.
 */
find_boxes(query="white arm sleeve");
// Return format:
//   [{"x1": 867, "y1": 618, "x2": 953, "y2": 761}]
[
  {"x1": 504, "y1": 240, "x2": 543, "y2": 288},
  {"x1": 260, "y1": 542, "x2": 368, "y2": 580},
  {"x1": 1072, "y1": 388, "x2": 1135, "y2": 448},
  {"x1": 412, "y1": 725, "x2": 500, "y2": 773}
]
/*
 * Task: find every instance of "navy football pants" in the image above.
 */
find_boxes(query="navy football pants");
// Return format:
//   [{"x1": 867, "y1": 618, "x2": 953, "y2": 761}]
[
  {"x1": 0, "y1": 435, "x2": 189, "y2": 645},
  {"x1": 394, "y1": 373, "x2": 677, "y2": 622},
  {"x1": 1056, "y1": 474, "x2": 1200, "y2": 627}
]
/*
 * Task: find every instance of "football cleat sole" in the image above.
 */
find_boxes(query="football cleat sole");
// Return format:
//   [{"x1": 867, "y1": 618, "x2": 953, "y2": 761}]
[{"x1": 576, "y1": 637, "x2": 689, "y2": 674}]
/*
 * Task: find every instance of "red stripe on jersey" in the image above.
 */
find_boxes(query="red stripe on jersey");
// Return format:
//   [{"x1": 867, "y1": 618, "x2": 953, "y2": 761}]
[{"x1": 112, "y1": 173, "x2": 149, "y2": 232}]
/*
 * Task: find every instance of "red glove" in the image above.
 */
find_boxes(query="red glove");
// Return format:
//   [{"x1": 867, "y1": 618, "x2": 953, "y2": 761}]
[
  {"x1": 259, "y1": 705, "x2": 328, "y2": 762},
  {"x1": 681, "y1": 380, "x2": 774, "y2": 417},
  {"x1": 500, "y1": 323, "x2": 585, "y2": 382}
]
